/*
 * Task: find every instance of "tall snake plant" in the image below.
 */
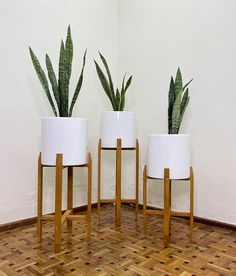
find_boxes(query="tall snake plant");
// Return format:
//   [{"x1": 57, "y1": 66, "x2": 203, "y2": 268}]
[
  {"x1": 168, "y1": 68, "x2": 193, "y2": 134},
  {"x1": 94, "y1": 53, "x2": 132, "y2": 111},
  {"x1": 29, "y1": 25, "x2": 86, "y2": 117}
]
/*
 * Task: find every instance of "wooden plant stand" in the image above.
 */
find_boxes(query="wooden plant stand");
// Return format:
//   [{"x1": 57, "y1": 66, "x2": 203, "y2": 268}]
[
  {"x1": 143, "y1": 166, "x2": 194, "y2": 247},
  {"x1": 98, "y1": 138, "x2": 139, "y2": 226},
  {"x1": 37, "y1": 152, "x2": 92, "y2": 253}
]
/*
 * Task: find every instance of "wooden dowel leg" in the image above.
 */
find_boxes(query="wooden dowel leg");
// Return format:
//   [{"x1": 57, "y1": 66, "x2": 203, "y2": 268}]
[
  {"x1": 190, "y1": 167, "x2": 194, "y2": 235},
  {"x1": 164, "y1": 168, "x2": 171, "y2": 247},
  {"x1": 98, "y1": 139, "x2": 101, "y2": 221},
  {"x1": 55, "y1": 154, "x2": 63, "y2": 253},
  {"x1": 116, "y1": 139, "x2": 122, "y2": 226},
  {"x1": 87, "y1": 153, "x2": 92, "y2": 239},
  {"x1": 143, "y1": 165, "x2": 147, "y2": 226},
  {"x1": 37, "y1": 153, "x2": 43, "y2": 242},
  {"x1": 87, "y1": 153, "x2": 92, "y2": 221},
  {"x1": 67, "y1": 166, "x2": 73, "y2": 233},
  {"x1": 169, "y1": 180, "x2": 172, "y2": 235},
  {"x1": 135, "y1": 139, "x2": 139, "y2": 218}
]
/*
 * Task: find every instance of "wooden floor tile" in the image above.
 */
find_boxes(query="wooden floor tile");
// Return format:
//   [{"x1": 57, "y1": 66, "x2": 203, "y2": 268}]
[{"x1": 0, "y1": 205, "x2": 235, "y2": 275}]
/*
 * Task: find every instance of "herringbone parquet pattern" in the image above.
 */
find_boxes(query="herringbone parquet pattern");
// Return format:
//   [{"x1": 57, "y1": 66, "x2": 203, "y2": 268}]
[{"x1": 0, "y1": 205, "x2": 235, "y2": 275}]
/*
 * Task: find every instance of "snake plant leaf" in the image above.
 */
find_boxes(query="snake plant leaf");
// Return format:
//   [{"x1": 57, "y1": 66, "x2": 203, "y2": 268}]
[
  {"x1": 95, "y1": 52, "x2": 132, "y2": 111},
  {"x1": 179, "y1": 96, "x2": 190, "y2": 128},
  {"x1": 69, "y1": 50, "x2": 87, "y2": 117},
  {"x1": 118, "y1": 75, "x2": 126, "y2": 111},
  {"x1": 175, "y1": 68, "x2": 182, "y2": 98},
  {"x1": 183, "y1": 78, "x2": 193, "y2": 91},
  {"x1": 119, "y1": 75, "x2": 132, "y2": 111},
  {"x1": 124, "y1": 75, "x2": 132, "y2": 93},
  {"x1": 65, "y1": 25, "x2": 73, "y2": 80},
  {"x1": 29, "y1": 47, "x2": 58, "y2": 116},
  {"x1": 168, "y1": 76, "x2": 175, "y2": 134},
  {"x1": 115, "y1": 89, "x2": 120, "y2": 111},
  {"x1": 171, "y1": 90, "x2": 182, "y2": 134},
  {"x1": 94, "y1": 60, "x2": 115, "y2": 110},
  {"x1": 46, "y1": 54, "x2": 60, "y2": 108},
  {"x1": 179, "y1": 88, "x2": 190, "y2": 127},
  {"x1": 120, "y1": 95, "x2": 125, "y2": 111},
  {"x1": 58, "y1": 40, "x2": 69, "y2": 117},
  {"x1": 121, "y1": 73, "x2": 126, "y2": 96},
  {"x1": 98, "y1": 52, "x2": 116, "y2": 105},
  {"x1": 180, "y1": 88, "x2": 189, "y2": 115}
]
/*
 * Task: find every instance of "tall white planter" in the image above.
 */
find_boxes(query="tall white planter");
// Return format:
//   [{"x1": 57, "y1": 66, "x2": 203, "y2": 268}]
[
  {"x1": 147, "y1": 134, "x2": 190, "y2": 179},
  {"x1": 41, "y1": 117, "x2": 87, "y2": 166},
  {"x1": 101, "y1": 111, "x2": 136, "y2": 148}
]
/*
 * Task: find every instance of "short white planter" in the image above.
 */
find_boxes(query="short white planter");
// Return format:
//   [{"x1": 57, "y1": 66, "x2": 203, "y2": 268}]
[
  {"x1": 147, "y1": 134, "x2": 190, "y2": 179},
  {"x1": 101, "y1": 111, "x2": 136, "y2": 148},
  {"x1": 41, "y1": 117, "x2": 87, "y2": 166}
]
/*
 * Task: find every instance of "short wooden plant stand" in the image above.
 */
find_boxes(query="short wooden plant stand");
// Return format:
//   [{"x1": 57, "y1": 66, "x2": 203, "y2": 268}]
[
  {"x1": 97, "y1": 138, "x2": 139, "y2": 225},
  {"x1": 37, "y1": 152, "x2": 92, "y2": 253},
  {"x1": 143, "y1": 166, "x2": 194, "y2": 247}
]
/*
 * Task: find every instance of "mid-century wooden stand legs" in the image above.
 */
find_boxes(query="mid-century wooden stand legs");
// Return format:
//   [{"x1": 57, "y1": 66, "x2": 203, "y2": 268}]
[
  {"x1": 37, "y1": 152, "x2": 92, "y2": 253},
  {"x1": 143, "y1": 166, "x2": 194, "y2": 247},
  {"x1": 67, "y1": 166, "x2": 73, "y2": 233},
  {"x1": 37, "y1": 153, "x2": 43, "y2": 242},
  {"x1": 55, "y1": 154, "x2": 63, "y2": 252},
  {"x1": 135, "y1": 140, "x2": 139, "y2": 217},
  {"x1": 98, "y1": 138, "x2": 139, "y2": 225},
  {"x1": 97, "y1": 140, "x2": 101, "y2": 220},
  {"x1": 87, "y1": 153, "x2": 92, "y2": 222},
  {"x1": 190, "y1": 167, "x2": 194, "y2": 235},
  {"x1": 115, "y1": 139, "x2": 122, "y2": 225},
  {"x1": 163, "y1": 168, "x2": 171, "y2": 247}
]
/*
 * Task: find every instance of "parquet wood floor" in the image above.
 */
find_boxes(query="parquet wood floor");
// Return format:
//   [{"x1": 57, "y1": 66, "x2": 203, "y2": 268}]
[{"x1": 0, "y1": 205, "x2": 235, "y2": 275}]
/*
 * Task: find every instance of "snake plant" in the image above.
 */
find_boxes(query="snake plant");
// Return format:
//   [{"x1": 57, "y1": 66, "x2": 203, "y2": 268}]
[
  {"x1": 94, "y1": 52, "x2": 132, "y2": 111},
  {"x1": 29, "y1": 25, "x2": 86, "y2": 117},
  {"x1": 168, "y1": 68, "x2": 193, "y2": 134}
]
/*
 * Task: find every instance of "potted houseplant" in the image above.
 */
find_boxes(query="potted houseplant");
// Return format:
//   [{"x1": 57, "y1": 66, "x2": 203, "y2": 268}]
[
  {"x1": 147, "y1": 68, "x2": 193, "y2": 179},
  {"x1": 29, "y1": 25, "x2": 87, "y2": 166},
  {"x1": 94, "y1": 53, "x2": 135, "y2": 148}
]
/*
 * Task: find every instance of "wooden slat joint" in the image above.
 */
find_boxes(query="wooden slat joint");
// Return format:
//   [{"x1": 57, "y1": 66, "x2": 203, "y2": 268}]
[{"x1": 61, "y1": 210, "x2": 72, "y2": 224}]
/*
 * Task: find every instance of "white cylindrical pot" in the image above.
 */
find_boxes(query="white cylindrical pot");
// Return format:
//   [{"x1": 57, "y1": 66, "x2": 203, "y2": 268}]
[
  {"x1": 41, "y1": 117, "x2": 87, "y2": 166},
  {"x1": 101, "y1": 111, "x2": 136, "y2": 148},
  {"x1": 147, "y1": 134, "x2": 190, "y2": 179}
]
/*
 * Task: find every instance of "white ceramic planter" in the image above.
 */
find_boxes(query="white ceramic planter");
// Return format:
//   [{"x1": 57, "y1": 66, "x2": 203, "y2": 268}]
[
  {"x1": 147, "y1": 134, "x2": 190, "y2": 179},
  {"x1": 101, "y1": 111, "x2": 136, "y2": 148},
  {"x1": 41, "y1": 117, "x2": 87, "y2": 166}
]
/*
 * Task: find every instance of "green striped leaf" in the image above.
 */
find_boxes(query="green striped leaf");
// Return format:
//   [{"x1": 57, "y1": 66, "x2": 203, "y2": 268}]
[
  {"x1": 69, "y1": 50, "x2": 87, "y2": 116},
  {"x1": 29, "y1": 47, "x2": 58, "y2": 116},
  {"x1": 124, "y1": 75, "x2": 132, "y2": 93},
  {"x1": 115, "y1": 89, "x2": 120, "y2": 111},
  {"x1": 65, "y1": 25, "x2": 73, "y2": 80},
  {"x1": 168, "y1": 76, "x2": 175, "y2": 134},
  {"x1": 46, "y1": 54, "x2": 60, "y2": 109},
  {"x1": 171, "y1": 90, "x2": 182, "y2": 134},
  {"x1": 119, "y1": 75, "x2": 132, "y2": 111},
  {"x1": 175, "y1": 68, "x2": 182, "y2": 98},
  {"x1": 94, "y1": 60, "x2": 115, "y2": 110},
  {"x1": 183, "y1": 78, "x2": 193, "y2": 91},
  {"x1": 58, "y1": 40, "x2": 68, "y2": 117},
  {"x1": 98, "y1": 52, "x2": 115, "y2": 105},
  {"x1": 179, "y1": 88, "x2": 190, "y2": 127}
]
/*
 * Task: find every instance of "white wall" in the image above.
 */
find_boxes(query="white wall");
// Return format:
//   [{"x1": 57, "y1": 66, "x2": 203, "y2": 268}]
[
  {"x1": 0, "y1": 0, "x2": 117, "y2": 224},
  {"x1": 1, "y1": 0, "x2": 236, "y2": 225},
  {"x1": 117, "y1": 0, "x2": 236, "y2": 224}
]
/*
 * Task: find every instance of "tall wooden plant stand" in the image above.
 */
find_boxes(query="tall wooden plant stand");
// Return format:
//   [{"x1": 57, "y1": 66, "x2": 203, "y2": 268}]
[
  {"x1": 97, "y1": 138, "x2": 139, "y2": 226},
  {"x1": 37, "y1": 152, "x2": 92, "y2": 253},
  {"x1": 143, "y1": 166, "x2": 194, "y2": 247}
]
